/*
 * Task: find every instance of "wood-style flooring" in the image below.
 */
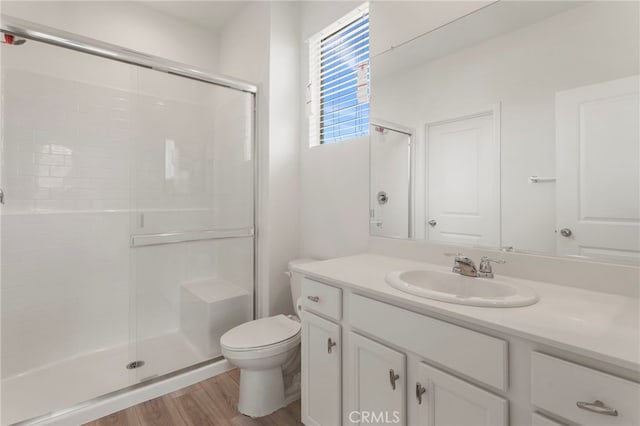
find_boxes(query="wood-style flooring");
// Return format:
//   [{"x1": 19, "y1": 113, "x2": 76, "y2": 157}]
[{"x1": 83, "y1": 369, "x2": 302, "y2": 426}]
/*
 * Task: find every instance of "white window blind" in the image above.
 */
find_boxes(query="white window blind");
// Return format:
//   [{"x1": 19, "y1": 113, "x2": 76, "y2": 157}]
[{"x1": 308, "y1": 4, "x2": 370, "y2": 145}]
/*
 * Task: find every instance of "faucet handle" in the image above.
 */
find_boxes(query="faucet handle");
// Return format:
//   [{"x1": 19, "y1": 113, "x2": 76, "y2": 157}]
[
  {"x1": 478, "y1": 256, "x2": 506, "y2": 278},
  {"x1": 480, "y1": 256, "x2": 506, "y2": 265}
]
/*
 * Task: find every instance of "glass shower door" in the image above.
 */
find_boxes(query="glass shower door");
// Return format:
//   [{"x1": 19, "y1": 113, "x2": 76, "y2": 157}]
[
  {"x1": 128, "y1": 67, "x2": 255, "y2": 382},
  {"x1": 1, "y1": 32, "x2": 255, "y2": 424},
  {"x1": 0, "y1": 38, "x2": 137, "y2": 424}
]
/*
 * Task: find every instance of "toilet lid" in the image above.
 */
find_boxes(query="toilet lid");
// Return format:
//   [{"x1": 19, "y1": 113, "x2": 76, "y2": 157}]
[{"x1": 221, "y1": 314, "x2": 301, "y2": 350}]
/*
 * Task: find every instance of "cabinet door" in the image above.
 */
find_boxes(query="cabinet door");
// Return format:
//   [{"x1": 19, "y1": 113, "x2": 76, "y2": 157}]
[
  {"x1": 302, "y1": 311, "x2": 341, "y2": 426},
  {"x1": 348, "y1": 332, "x2": 406, "y2": 425},
  {"x1": 416, "y1": 362, "x2": 507, "y2": 426}
]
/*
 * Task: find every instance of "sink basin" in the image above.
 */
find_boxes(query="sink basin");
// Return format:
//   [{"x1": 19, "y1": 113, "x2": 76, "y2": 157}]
[{"x1": 385, "y1": 269, "x2": 539, "y2": 307}]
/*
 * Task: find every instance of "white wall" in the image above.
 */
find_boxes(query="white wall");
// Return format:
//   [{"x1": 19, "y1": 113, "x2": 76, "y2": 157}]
[
  {"x1": 2, "y1": 1, "x2": 220, "y2": 71},
  {"x1": 369, "y1": 1, "x2": 491, "y2": 56},
  {"x1": 218, "y1": 2, "x2": 302, "y2": 316},
  {"x1": 372, "y1": 1, "x2": 640, "y2": 254},
  {"x1": 299, "y1": 1, "x2": 370, "y2": 260},
  {"x1": 266, "y1": 2, "x2": 303, "y2": 315}
]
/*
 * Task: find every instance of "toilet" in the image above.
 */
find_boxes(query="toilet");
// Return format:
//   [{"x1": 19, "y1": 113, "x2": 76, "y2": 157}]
[{"x1": 220, "y1": 258, "x2": 315, "y2": 417}]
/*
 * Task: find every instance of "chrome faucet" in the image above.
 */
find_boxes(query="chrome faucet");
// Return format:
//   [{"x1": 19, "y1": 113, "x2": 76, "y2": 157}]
[
  {"x1": 448, "y1": 254, "x2": 478, "y2": 277},
  {"x1": 445, "y1": 253, "x2": 505, "y2": 278}
]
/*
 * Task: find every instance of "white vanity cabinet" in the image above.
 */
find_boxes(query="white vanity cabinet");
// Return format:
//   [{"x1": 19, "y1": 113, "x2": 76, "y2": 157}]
[
  {"x1": 344, "y1": 293, "x2": 508, "y2": 426},
  {"x1": 301, "y1": 278, "x2": 343, "y2": 426},
  {"x1": 347, "y1": 332, "x2": 407, "y2": 425},
  {"x1": 415, "y1": 362, "x2": 508, "y2": 426},
  {"x1": 299, "y1": 271, "x2": 639, "y2": 426}
]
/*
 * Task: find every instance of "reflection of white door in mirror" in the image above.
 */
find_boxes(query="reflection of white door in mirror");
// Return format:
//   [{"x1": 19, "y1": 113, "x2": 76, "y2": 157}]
[
  {"x1": 426, "y1": 110, "x2": 500, "y2": 247},
  {"x1": 556, "y1": 76, "x2": 640, "y2": 261}
]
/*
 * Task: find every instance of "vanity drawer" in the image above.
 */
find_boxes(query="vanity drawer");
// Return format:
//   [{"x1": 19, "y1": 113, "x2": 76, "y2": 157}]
[
  {"x1": 531, "y1": 413, "x2": 565, "y2": 426},
  {"x1": 531, "y1": 352, "x2": 640, "y2": 425},
  {"x1": 301, "y1": 278, "x2": 342, "y2": 321},
  {"x1": 349, "y1": 294, "x2": 508, "y2": 391}
]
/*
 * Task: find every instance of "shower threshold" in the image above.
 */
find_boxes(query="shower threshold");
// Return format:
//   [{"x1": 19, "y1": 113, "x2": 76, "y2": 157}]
[{"x1": 2, "y1": 331, "x2": 212, "y2": 425}]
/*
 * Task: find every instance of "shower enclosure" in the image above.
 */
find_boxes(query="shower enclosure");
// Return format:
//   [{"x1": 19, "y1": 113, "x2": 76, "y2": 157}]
[{"x1": 0, "y1": 17, "x2": 257, "y2": 425}]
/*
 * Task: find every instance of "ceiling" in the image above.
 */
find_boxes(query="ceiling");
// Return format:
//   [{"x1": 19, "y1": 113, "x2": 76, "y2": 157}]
[{"x1": 140, "y1": 1, "x2": 249, "y2": 33}]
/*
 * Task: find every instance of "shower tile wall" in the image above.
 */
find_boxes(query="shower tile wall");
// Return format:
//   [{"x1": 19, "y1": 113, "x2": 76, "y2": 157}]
[
  {"x1": 1, "y1": 66, "x2": 133, "y2": 378},
  {"x1": 1, "y1": 41, "x2": 254, "y2": 383},
  {"x1": 2, "y1": 71, "x2": 132, "y2": 212}
]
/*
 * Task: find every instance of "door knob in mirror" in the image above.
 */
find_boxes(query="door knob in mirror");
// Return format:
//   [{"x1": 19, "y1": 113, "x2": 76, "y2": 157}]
[{"x1": 560, "y1": 228, "x2": 573, "y2": 237}]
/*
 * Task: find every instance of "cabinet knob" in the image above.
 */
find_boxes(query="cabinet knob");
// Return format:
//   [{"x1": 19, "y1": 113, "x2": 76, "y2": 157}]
[
  {"x1": 327, "y1": 338, "x2": 337, "y2": 354},
  {"x1": 576, "y1": 400, "x2": 618, "y2": 417},
  {"x1": 389, "y1": 369, "x2": 400, "y2": 390},
  {"x1": 415, "y1": 382, "x2": 427, "y2": 404},
  {"x1": 307, "y1": 295, "x2": 320, "y2": 303}
]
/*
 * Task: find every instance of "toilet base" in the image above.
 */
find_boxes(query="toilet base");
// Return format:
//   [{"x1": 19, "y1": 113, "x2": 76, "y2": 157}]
[{"x1": 238, "y1": 367, "x2": 285, "y2": 417}]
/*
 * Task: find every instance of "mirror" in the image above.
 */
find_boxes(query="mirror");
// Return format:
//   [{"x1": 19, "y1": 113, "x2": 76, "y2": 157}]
[{"x1": 369, "y1": 1, "x2": 640, "y2": 262}]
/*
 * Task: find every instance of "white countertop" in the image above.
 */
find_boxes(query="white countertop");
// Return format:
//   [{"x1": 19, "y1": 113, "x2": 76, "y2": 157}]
[{"x1": 292, "y1": 254, "x2": 640, "y2": 372}]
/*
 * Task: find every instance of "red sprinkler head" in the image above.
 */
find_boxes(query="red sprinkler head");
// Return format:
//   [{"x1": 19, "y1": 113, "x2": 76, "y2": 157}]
[{"x1": 2, "y1": 34, "x2": 26, "y2": 45}]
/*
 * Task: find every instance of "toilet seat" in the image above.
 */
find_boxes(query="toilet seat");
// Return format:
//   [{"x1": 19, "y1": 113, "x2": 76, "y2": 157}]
[{"x1": 221, "y1": 314, "x2": 301, "y2": 352}]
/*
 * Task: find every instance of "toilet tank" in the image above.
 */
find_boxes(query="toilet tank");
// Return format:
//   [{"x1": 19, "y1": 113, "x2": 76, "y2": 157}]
[{"x1": 287, "y1": 258, "x2": 317, "y2": 314}]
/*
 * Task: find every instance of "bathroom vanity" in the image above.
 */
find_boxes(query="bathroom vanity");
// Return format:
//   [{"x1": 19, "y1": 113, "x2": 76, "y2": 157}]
[{"x1": 292, "y1": 254, "x2": 640, "y2": 426}]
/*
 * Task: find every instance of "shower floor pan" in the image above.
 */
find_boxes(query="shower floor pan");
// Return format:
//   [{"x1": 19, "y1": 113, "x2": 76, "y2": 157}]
[{"x1": 1, "y1": 331, "x2": 203, "y2": 425}]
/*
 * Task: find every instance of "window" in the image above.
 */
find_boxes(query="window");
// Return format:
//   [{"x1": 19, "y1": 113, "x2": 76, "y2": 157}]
[{"x1": 308, "y1": 4, "x2": 370, "y2": 145}]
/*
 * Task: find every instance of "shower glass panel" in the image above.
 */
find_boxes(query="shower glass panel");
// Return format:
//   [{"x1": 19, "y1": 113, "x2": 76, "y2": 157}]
[
  {"x1": 1, "y1": 39, "x2": 136, "y2": 425},
  {"x1": 129, "y1": 67, "x2": 254, "y2": 381},
  {"x1": 0, "y1": 32, "x2": 255, "y2": 425}
]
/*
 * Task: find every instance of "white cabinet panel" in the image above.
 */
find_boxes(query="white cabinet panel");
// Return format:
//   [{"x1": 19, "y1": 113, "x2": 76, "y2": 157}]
[
  {"x1": 349, "y1": 294, "x2": 508, "y2": 391},
  {"x1": 302, "y1": 311, "x2": 342, "y2": 426},
  {"x1": 347, "y1": 332, "x2": 406, "y2": 425},
  {"x1": 416, "y1": 362, "x2": 508, "y2": 426},
  {"x1": 301, "y1": 278, "x2": 343, "y2": 321},
  {"x1": 531, "y1": 352, "x2": 640, "y2": 426},
  {"x1": 532, "y1": 412, "x2": 566, "y2": 426}
]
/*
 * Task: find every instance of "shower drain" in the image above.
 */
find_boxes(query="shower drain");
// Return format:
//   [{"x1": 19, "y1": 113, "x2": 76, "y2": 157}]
[{"x1": 126, "y1": 360, "x2": 145, "y2": 369}]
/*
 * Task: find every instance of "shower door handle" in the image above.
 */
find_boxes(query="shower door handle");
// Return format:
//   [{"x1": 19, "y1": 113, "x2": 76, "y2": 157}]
[{"x1": 0, "y1": 188, "x2": 4, "y2": 204}]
